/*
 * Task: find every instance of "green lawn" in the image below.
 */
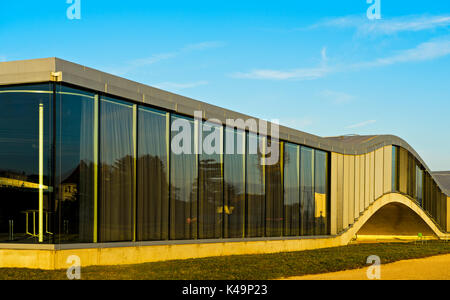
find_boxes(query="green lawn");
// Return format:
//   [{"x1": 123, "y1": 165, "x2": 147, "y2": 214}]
[{"x1": 1, "y1": 241, "x2": 450, "y2": 280}]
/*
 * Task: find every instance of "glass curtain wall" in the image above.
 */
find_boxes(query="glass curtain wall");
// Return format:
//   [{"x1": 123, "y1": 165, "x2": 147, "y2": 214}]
[
  {"x1": 99, "y1": 97, "x2": 135, "y2": 242},
  {"x1": 0, "y1": 84, "x2": 53, "y2": 243},
  {"x1": 300, "y1": 146, "x2": 315, "y2": 236},
  {"x1": 223, "y1": 128, "x2": 245, "y2": 238},
  {"x1": 283, "y1": 143, "x2": 300, "y2": 236},
  {"x1": 198, "y1": 121, "x2": 223, "y2": 239},
  {"x1": 137, "y1": 107, "x2": 169, "y2": 241},
  {"x1": 55, "y1": 85, "x2": 95, "y2": 243},
  {"x1": 0, "y1": 83, "x2": 338, "y2": 243},
  {"x1": 170, "y1": 115, "x2": 198, "y2": 240},
  {"x1": 246, "y1": 133, "x2": 265, "y2": 237},
  {"x1": 265, "y1": 139, "x2": 283, "y2": 237},
  {"x1": 314, "y1": 150, "x2": 329, "y2": 235}
]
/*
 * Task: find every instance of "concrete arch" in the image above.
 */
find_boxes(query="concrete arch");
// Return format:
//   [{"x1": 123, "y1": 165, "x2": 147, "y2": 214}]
[{"x1": 338, "y1": 193, "x2": 449, "y2": 244}]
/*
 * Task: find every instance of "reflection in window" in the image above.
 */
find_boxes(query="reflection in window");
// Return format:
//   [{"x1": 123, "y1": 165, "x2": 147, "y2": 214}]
[
  {"x1": 283, "y1": 143, "x2": 300, "y2": 236},
  {"x1": 0, "y1": 84, "x2": 53, "y2": 243},
  {"x1": 265, "y1": 139, "x2": 283, "y2": 237},
  {"x1": 224, "y1": 128, "x2": 245, "y2": 238},
  {"x1": 55, "y1": 85, "x2": 95, "y2": 243},
  {"x1": 100, "y1": 98, "x2": 135, "y2": 242},
  {"x1": 300, "y1": 147, "x2": 314, "y2": 236},
  {"x1": 137, "y1": 107, "x2": 169, "y2": 241},
  {"x1": 199, "y1": 121, "x2": 223, "y2": 239},
  {"x1": 170, "y1": 115, "x2": 198, "y2": 240},
  {"x1": 246, "y1": 133, "x2": 265, "y2": 237},
  {"x1": 315, "y1": 150, "x2": 329, "y2": 235}
]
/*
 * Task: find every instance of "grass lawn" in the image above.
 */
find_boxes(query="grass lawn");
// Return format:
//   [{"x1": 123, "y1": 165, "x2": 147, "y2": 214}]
[{"x1": 1, "y1": 241, "x2": 449, "y2": 280}]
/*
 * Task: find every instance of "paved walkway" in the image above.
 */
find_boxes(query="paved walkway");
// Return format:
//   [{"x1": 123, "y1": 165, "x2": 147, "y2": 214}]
[{"x1": 281, "y1": 254, "x2": 450, "y2": 280}]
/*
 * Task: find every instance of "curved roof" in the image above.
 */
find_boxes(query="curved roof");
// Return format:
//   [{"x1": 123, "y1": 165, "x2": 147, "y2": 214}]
[{"x1": 0, "y1": 57, "x2": 448, "y2": 196}]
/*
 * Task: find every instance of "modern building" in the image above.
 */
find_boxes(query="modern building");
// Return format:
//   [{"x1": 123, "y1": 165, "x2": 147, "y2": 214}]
[{"x1": 0, "y1": 58, "x2": 449, "y2": 269}]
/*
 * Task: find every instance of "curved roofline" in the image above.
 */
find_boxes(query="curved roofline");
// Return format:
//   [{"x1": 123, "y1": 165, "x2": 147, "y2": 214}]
[{"x1": 0, "y1": 57, "x2": 448, "y2": 196}]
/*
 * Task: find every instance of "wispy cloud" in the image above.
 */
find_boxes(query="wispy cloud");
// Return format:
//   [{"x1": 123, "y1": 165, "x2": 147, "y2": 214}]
[
  {"x1": 307, "y1": 14, "x2": 450, "y2": 36},
  {"x1": 154, "y1": 80, "x2": 209, "y2": 90},
  {"x1": 107, "y1": 41, "x2": 225, "y2": 76},
  {"x1": 232, "y1": 47, "x2": 331, "y2": 80},
  {"x1": 354, "y1": 39, "x2": 450, "y2": 68},
  {"x1": 346, "y1": 119, "x2": 376, "y2": 129},
  {"x1": 232, "y1": 38, "x2": 450, "y2": 81},
  {"x1": 319, "y1": 90, "x2": 354, "y2": 104},
  {"x1": 0, "y1": 55, "x2": 6, "y2": 62}
]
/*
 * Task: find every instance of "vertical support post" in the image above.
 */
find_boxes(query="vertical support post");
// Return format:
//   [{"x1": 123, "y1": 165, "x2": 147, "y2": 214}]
[
  {"x1": 93, "y1": 95, "x2": 99, "y2": 243},
  {"x1": 132, "y1": 104, "x2": 137, "y2": 242},
  {"x1": 39, "y1": 103, "x2": 44, "y2": 243}
]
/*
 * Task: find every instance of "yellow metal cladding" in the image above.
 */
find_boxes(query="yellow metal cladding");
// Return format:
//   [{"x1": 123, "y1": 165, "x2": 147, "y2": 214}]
[
  {"x1": 374, "y1": 147, "x2": 384, "y2": 200},
  {"x1": 359, "y1": 154, "x2": 365, "y2": 214},
  {"x1": 447, "y1": 196, "x2": 450, "y2": 232},
  {"x1": 383, "y1": 146, "x2": 393, "y2": 194},
  {"x1": 336, "y1": 153, "x2": 344, "y2": 232},
  {"x1": 364, "y1": 152, "x2": 370, "y2": 209},
  {"x1": 349, "y1": 155, "x2": 355, "y2": 224},
  {"x1": 330, "y1": 153, "x2": 338, "y2": 235},
  {"x1": 355, "y1": 155, "x2": 360, "y2": 218},
  {"x1": 343, "y1": 155, "x2": 350, "y2": 228}
]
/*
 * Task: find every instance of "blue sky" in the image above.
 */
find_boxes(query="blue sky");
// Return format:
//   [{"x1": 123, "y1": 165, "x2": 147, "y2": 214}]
[{"x1": 1, "y1": 0, "x2": 449, "y2": 170}]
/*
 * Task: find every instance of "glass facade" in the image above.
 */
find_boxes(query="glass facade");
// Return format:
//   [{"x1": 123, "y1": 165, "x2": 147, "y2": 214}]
[
  {"x1": 99, "y1": 97, "x2": 135, "y2": 242},
  {"x1": 223, "y1": 128, "x2": 245, "y2": 238},
  {"x1": 170, "y1": 115, "x2": 198, "y2": 240},
  {"x1": 137, "y1": 107, "x2": 169, "y2": 241},
  {"x1": 0, "y1": 82, "x2": 338, "y2": 244},
  {"x1": 55, "y1": 85, "x2": 95, "y2": 243},
  {"x1": 0, "y1": 84, "x2": 53, "y2": 243},
  {"x1": 392, "y1": 145, "x2": 447, "y2": 230}
]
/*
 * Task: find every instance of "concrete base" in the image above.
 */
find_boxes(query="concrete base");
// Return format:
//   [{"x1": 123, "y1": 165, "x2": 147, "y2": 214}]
[{"x1": 0, "y1": 193, "x2": 448, "y2": 270}]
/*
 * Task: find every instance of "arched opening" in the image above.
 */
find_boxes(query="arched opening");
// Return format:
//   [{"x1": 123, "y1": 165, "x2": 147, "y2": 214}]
[{"x1": 356, "y1": 202, "x2": 438, "y2": 241}]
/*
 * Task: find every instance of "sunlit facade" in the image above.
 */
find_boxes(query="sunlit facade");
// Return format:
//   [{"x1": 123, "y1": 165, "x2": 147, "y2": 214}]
[{"x1": 0, "y1": 58, "x2": 448, "y2": 252}]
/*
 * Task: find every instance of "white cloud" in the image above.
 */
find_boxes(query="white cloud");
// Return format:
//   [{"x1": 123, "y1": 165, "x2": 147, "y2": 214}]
[
  {"x1": 232, "y1": 67, "x2": 330, "y2": 80},
  {"x1": 346, "y1": 119, "x2": 376, "y2": 129},
  {"x1": 320, "y1": 90, "x2": 354, "y2": 104},
  {"x1": 232, "y1": 47, "x2": 331, "y2": 80},
  {"x1": 106, "y1": 41, "x2": 225, "y2": 76},
  {"x1": 0, "y1": 56, "x2": 6, "y2": 62},
  {"x1": 354, "y1": 39, "x2": 450, "y2": 68},
  {"x1": 154, "y1": 81, "x2": 209, "y2": 90},
  {"x1": 232, "y1": 38, "x2": 450, "y2": 81},
  {"x1": 308, "y1": 14, "x2": 450, "y2": 36}
]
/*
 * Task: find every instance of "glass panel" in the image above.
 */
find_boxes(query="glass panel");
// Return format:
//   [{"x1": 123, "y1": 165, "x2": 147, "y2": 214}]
[
  {"x1": 137, "y1": 107, "x2": 169, "y2": 241},
  {"x1": 100, "y1": 97, "x2": 134, "y2": 242},
  {"x1": 246, "y1": 133, "x2": 265, "y2": 237},
  {"x1": 416, "y1": 165, "x2": 423, "y2": 207},
  {"x1": 170, "y1": 115, "x2": 198, "y2": 240},
  {"x1": 315, "y1": 150, "x2": 329, "y2": 235},
  {"x1": 392, "y1": 146, "x2": 398, "y2": 192},
  {"x1": 223, "y1": 128, "x2": 245, "y2": 238},
  {"x1": 300, "y1": 146, "x2": 314, "y2": 236},
  {"x1": 265, "y1": 139, "x2": 283, "y2": 237},
  {"x1": 198, "y1": 121, "x2": 223, "y2": 239},
  {"x1": 0, "y1": 84, "x2": 53, "y2": 243},
  {"x1": 283, "y1": 143, "x2": 300, "y2": 236},
  {"x1": 55, "y1": 85, "x2": 95, "y2": 243}
]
